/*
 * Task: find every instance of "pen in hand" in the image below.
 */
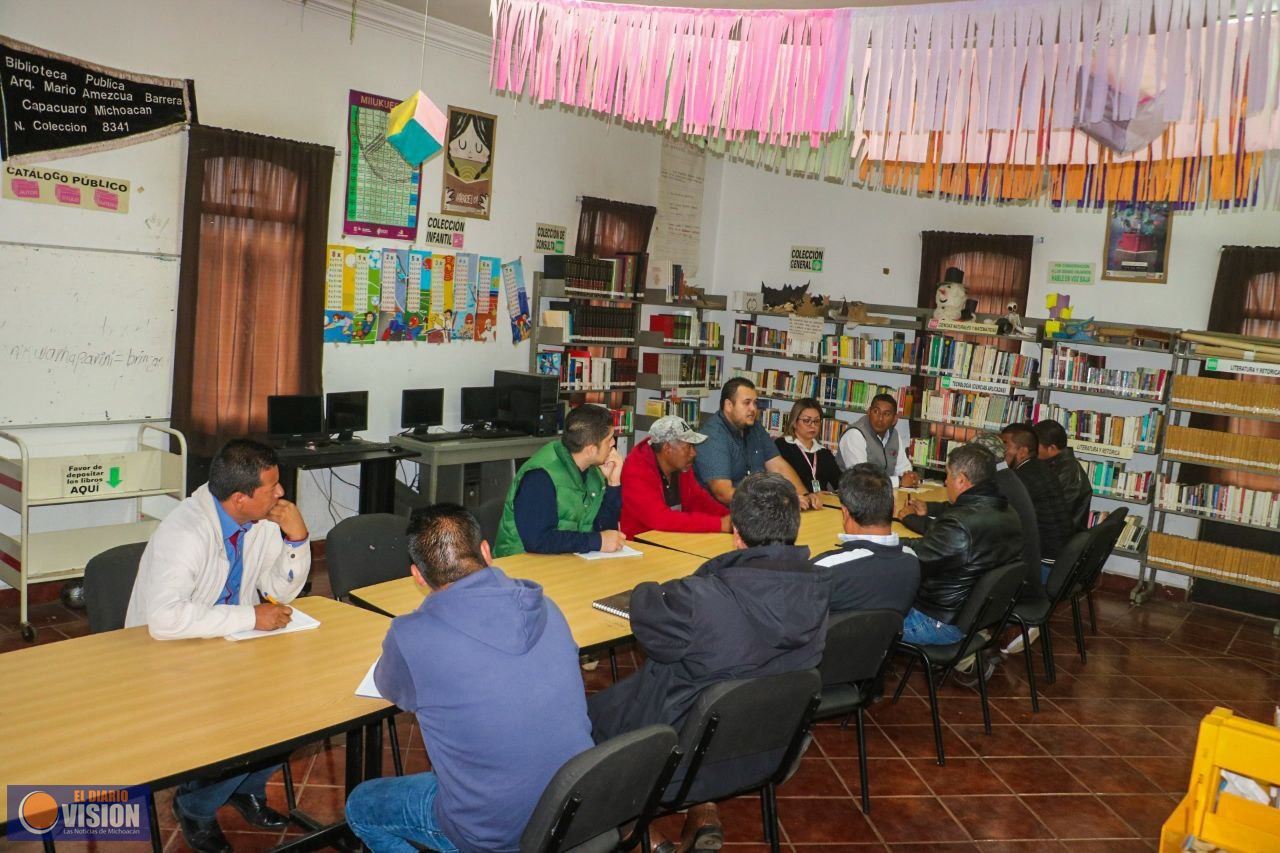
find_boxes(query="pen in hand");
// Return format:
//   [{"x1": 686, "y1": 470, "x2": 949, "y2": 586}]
[{"x1": 255, "y1": 590, "x2": 293, "y2": 631}]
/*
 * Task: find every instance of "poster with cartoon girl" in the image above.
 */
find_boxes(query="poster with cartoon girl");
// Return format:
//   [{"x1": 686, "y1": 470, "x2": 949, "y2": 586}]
[{"x1": 442, "y1": 106, "x2": 496, "y2": 220}]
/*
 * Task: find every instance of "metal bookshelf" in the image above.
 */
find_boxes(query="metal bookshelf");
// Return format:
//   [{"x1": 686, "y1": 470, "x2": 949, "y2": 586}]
[
  {"x1": 1134, "y1": 336, "x2": 1280, "y2": 633},
  {"x1": 635, "y1": 290, "x2": 728, "y2": 435}
]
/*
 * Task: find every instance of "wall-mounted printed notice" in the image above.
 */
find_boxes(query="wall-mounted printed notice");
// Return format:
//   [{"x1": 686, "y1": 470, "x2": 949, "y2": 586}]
[{"x1": 3, "y1": 164, "x2": 130, "y2": 213}]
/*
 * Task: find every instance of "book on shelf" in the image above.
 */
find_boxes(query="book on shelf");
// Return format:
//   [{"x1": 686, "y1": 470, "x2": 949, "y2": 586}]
[
  {"x1": 1030, "y1": 402, "x2": 1163, "y2": 453},
  {"x1": 561, "y1": 349, "x2": 638, "y2": 390},
  {"x1": 920, "y1": 336, "x2": 1037, "y2": 384},
  {"x1": 1164, "y1": 425, "x2": 1280, "y2": 475},
  {"x1": 907, "y1": 436, "x2": 965, "y2": 470},
  {"x1": 734, "y1": 320, "x2": 821, "y2": 359},
  {"x1": 591, "y1": 590, "x2": 633, "y2": 619},
  {"x1": 641, "y1": 353, "x2": 723, "y2": 387},
  {"x1": 1040, "y1": 345, "x2": 1169, "y2": 398},
  {"x1": 1146, "y1": 531, "x2": 1280, "y2": 591},
  {"x1": 643, "y1": 397, "x2": 703, "y2": 423},
  {"x1": 1082, "y1": 460, "x2": 1153, "y2": 501},
  {"x1": 1155, "y1": 479, "x2": 1280, "y2": 528},
  {"x1": 1169, "y1": 374, "x2": 1280, "y2": 419},
  {"x1": 918, "y1": 390, "x2": 1033, "y2": 429},
  {"x1": 820, "y1": 332, "x2": 916, "y2": 371},
  {"x1": 650, "y1": 314, "x2": 723, "y2": 348},
  {"x1": 609, "y1": 406, "x2": 634, "y2": 433},
  {"x1": 1088, "y1": 509, "x2": 1148, "y2": 551},
  {"x1": 544, "y1": 305, "x2": 635, "y2": 342},
  {"x1": 733, "y1": 368, "x2": 910, "y2": 415},
  {"x1": 761, "y1": 410, "x2": 842, "y2": 453},
  {"x1": 613, "y1": 252, "x2": 648, "y2": 297}
]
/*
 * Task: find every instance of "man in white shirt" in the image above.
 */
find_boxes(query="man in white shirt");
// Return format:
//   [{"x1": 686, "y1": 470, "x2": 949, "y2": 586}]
[
  {"x1": 126, "y1": 438, "x2": 310, "y2": 853},
  {"x1": 838, "y1": 393, "x2": 920, "y2": 487}
]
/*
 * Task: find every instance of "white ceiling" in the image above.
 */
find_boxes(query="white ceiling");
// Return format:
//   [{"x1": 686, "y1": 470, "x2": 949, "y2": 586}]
[{"x1": 389, "y1": 0, "x2": 964, "y2": 36}]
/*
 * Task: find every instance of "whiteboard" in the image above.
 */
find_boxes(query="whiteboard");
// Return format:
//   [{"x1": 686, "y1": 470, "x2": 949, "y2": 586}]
[{"x1": 0, "y1": 244, "x2": 178, "y2": 427}]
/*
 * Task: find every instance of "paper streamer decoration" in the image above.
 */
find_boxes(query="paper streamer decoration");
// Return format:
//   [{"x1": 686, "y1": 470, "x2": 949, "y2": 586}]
[{"x1": 387, "y1": 90, "x2": 447, "y2": 168}]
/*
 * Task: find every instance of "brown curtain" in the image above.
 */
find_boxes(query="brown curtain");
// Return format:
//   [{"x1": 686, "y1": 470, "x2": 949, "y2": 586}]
[
  {"x1": 173, "y1": 125, "x2": 334, "y2": 457},
  {"x1": 917, "y1": 231, "x2": 1033, "y2": 314},
  {"x1": 575, "y1": 196, "x2": 656, "y2": 257}
]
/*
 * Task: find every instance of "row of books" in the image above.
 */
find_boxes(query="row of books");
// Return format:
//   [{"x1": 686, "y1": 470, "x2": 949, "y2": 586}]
[
  {"x1": 557, "y1": 253, "x2": 647, "y2": 297},
  {"x1": 759, "y1": 413, "x2": 842, "y2": 454},
  {"x1": 1155, "y1": 480, "x2": 1280, "y2": 528},
  {"x1": 1029, "y1": 403, "x2": 1164, "y2": 453},
  {"x1": 919, "y1": 336, "x2": 1037, "y2": 384},
  {"x1": 906, "y1": 436, "x2": 966, "y2": 470},
  {"x1": 1040, "y1": 345, "x2": 1170, "y2": 399},
  {"x1": 555, "y1": 352, "x2": 638, "y2": 390},
  {"x1": 1083, "y1": 460, "x2": 1153, "y2": 501},
  {"x1": 819, "y1": 333, "x2": 916, "y2": 371},
  {"x1": 733, "y1": 367, "x2": 911, "y2": 416},
  {"x1": 1164, "y1": 425, "x2": 1280, "y2": 475},
  {"x1": 643, "y1": 397, "x2": 703, "y2": 422},
  {"x1": 541, "y1": 305, "x2": 636, "y2": 342},
  {"x1": 608, "y1": 406, "x2": 634, "y2": 434},
  {"x1": 649, "y1": 315, "x2": 723, "y2": 349},
  {"x1": 1147, "y1": 531, "x2": 1280, "y2": 591},
  {"x1": 918, "y1": 390, "x2": 1033, "y2": 429},
  {"x1": 733, "y1": 321, "x2": 822, "y2": 359},
  {"x1": 1169, "y1": 374, "x2": 1280, "y2": 419},
  {"x1": 641, "y1": 353, "x2": 723, "y2": 387},
  {"x1": 1088, "y1": 509, "x2": 1148, "y2": 552}
]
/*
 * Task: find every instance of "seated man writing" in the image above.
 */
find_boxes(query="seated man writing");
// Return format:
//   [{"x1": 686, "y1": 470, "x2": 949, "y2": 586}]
[
  {"x1": 619, "y1": 415, "x2": 730, "y2": 536},
  {"x1": 495, "y1": 403, "x2": 625, "y2": 557},
  {"x1": 897, "y1": 444, "x2": 1023, "y2": 660},
  {"x1": 346, "y1": 504, "x2": 594, "y2": 853},
  {"x1": 589, "y1": 473, "x2": 831, "y2": 850},
  {"x1": 694, "y1": 376, "x2": 824, "y2": 509},
  {"x1": 812, "y1": 464, "x2": 920, "y2": 617},
  {"x1": 125, "y1": 438, "x2": 310, "y2": 852}
]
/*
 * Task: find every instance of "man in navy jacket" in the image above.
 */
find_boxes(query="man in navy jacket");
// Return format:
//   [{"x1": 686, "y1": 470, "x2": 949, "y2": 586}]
[{"x1": 345, "y1": 504, "x2": 594, "y2": 853}]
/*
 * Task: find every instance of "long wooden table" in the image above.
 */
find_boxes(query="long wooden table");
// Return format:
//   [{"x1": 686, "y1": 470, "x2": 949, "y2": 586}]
[
  {"x1": 0, "y1": 597, "x2": 393, "y2": 844},
  {"x1": 349, "y1": 542, "x2": 703, "y2": 650}
]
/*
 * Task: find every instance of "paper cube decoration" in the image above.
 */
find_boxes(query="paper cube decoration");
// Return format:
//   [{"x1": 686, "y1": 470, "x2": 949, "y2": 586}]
[
  {"x1": 386, "y1": 90, "x2": 446, "y2": 168},
  {"x1": 1047, "y1": 293, "x2": 1072, "y2": 319}
]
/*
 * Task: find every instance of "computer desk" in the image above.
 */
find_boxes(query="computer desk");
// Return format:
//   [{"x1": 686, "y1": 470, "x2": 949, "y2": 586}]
[
  {"x1": 391, "y1": 433, "x2": 556, "y2": 505},
  {"x1": 276, "y1": 442, "x2": 420, "y2": 515}
]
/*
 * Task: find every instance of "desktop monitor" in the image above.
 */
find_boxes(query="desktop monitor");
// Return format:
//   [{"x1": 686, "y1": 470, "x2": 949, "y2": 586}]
[
  {"x1": 401, "y1": 388, "x2": 444, "y2": 435},
  {"x1": 267, "y1": 395, "x2": 325, "y2": 444},
  {"x1": 461, "y1": 386, "x2": 498, "y2": 427},
  {"x1": 326, "y1": 390, "x2": 369, "y2": 441}
]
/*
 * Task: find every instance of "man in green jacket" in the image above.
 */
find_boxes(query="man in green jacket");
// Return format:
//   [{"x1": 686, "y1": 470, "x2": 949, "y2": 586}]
[{"x1": 495, "y1": 403, "x2": 626, "y2": 557}]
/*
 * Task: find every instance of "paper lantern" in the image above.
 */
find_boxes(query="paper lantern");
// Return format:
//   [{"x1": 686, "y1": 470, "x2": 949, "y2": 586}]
[{"x1": 386, "y1": 90, "x2": 446, "y2": 167}]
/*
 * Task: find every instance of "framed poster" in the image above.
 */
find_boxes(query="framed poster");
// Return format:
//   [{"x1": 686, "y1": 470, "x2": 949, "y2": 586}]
[
  {"x1": 442, "y1": 106, "x2": 496, "y2": 220},
  {"x1": 1101, "y1": 202, "x2": 1172, "y2": 284}
]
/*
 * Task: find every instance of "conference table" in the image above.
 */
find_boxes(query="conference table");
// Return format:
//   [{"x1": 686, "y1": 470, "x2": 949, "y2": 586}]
[
  {"x1": 349, "y1": 542, "x2": 703, "y2": 653},
  {"x1": 0, "y1": 597, "x2": 395, "y2": 852}
]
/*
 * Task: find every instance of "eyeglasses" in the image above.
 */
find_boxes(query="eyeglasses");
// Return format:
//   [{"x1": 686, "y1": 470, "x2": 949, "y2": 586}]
[{"x1": 796, "y1": 416, "x2": 823, "y2": 426}]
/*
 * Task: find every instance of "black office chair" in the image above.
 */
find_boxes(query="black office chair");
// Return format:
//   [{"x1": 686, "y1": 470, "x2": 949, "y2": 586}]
[
  {"x1": 994, "y1": 467, "x2": 1044, "y2": 598},
  {"x1": 473, "y1": 497, "x2": 506, "y2": 548},
  {"x1": 1065, "y1": 507, "x2": 1129, "y2": 661},
  {"x1": 813, "y1": 610, "x2": 902, "y2": 813},
  {"x1": 1010, "y1": 529, "x2": 1093, "y2": 703},
  {"x1": 326, "y1": 513, "x2": 412, "y2": 601},
  {"x1": 520, "y1": 725, "x2": 682, "y2": 853},
  {"x1": 83, "y1": 542, "x2": 147, "y2": 633},
  {"x1": 891, "y1": 563, "x2": 1025, "y2": 765},
  {"x1": 662, "y1": 670, "x2": 822, "y2": 853}
]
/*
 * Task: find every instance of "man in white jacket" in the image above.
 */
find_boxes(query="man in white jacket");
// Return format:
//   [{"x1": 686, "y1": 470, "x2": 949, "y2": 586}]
[{"x1": 126, "y1": 438, "x2": 310, "y2": 852}]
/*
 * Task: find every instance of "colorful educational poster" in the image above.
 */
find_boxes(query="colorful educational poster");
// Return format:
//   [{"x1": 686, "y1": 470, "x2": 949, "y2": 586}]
[
  {"x1": 403, "y1": 250, "x2": 430, "y2": 341},
  {"x1": 323, "y1": 244, "x2": 357, "y2": 343},
  {"x1": 501, "y1": 258, "x2": 532, "y2": 344},
  {"x1": 426, "y1": 252, "x2": 454, "y2": 343},
  {"x1": 378, "y1": 248, "x2": 408, "y2": 341},
  {"x1": 442, "y1": 106, "x2": 496, "y2": 220},
  {"x1": 476, "y1": 256, "x2": 501, "y2": 342},
  {"x1": 450, "y1": 253, "x2": 479, "y2": 341},
  {"x1": 344, "y1": 90, "x2": 421, "y2": 241},
  {"x1": 350, "y1": 248, "x2": 381, "y2": 344}
]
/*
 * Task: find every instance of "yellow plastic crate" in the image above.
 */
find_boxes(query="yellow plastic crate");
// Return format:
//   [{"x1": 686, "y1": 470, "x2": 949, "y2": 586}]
[{"x1": 1160, "y1": 707, "x2": 1280, "y2": 852}]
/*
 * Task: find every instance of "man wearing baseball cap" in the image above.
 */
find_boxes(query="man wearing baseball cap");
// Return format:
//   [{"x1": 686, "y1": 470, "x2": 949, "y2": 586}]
[{"x1": 620, "y1": 415, "x2": 731, "y2": 537}]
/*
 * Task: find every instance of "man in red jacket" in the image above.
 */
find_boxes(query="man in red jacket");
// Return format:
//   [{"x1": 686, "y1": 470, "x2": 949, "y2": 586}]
[{"x1": 621, "y1": 416, "x2": 731, "y2": 537}]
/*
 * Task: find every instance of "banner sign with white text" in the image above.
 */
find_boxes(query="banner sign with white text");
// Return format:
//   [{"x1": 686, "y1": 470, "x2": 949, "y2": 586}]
[{"x1": 0, "y1": 36, "x2": 192, "y2": 164}]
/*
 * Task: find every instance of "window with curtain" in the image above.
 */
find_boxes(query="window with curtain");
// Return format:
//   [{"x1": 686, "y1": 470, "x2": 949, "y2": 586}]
[
  {"x1": 915, "y1": 232, "x2": 1035, "y2": 442},
  {"x1": 575, "y1": 196, "x2": 656, "y2": 258},
  {"x1": 172, "y1": 125, "x2": 334, "y2": 460}
]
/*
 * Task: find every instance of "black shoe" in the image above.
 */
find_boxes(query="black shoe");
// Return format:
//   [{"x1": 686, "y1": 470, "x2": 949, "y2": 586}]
[
  {"x1": 172, "y1": 798, "x2": 232, "y2": 853},
  {"x1": 227, "y1": 792, "x2": 289, "y2": 829},
  {"x1": 953, "y1": 656, "x2": 999, "y2": 689}
]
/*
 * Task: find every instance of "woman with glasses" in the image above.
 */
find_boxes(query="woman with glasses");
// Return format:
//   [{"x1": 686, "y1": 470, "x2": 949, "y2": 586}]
[{"x1": 775, "y1": 397, "x2": 843, "y2": 493}]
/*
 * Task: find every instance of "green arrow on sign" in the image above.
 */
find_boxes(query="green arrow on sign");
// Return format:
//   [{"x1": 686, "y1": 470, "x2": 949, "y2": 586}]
[{"x1": 106, "y1": 467, "x2": 122, "y2": 488}]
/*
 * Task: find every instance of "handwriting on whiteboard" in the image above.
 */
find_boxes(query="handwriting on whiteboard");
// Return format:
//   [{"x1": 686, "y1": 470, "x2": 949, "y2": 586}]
[{"x1": 2, "y1": 343, "x2": 166, "y2": 372}]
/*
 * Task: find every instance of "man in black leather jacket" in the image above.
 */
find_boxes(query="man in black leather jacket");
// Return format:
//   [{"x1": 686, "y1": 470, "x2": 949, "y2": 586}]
[
  {"x1": 1034, "y1": 419, "x2": 1092, "y2": 532},
  {"x1": 898, "y1": 444, "x2": 1024, "y2": 646}
]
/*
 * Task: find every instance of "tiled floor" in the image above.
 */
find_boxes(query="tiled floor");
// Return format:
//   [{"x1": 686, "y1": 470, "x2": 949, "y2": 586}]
[{"x1": 4, "y1": 573, "x2": 1278, "y2": 852}]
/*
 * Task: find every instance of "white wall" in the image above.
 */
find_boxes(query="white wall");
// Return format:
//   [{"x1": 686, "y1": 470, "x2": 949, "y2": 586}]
[{"x1": 0, "y1": 0, "x2": 665, "y2": 542}]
